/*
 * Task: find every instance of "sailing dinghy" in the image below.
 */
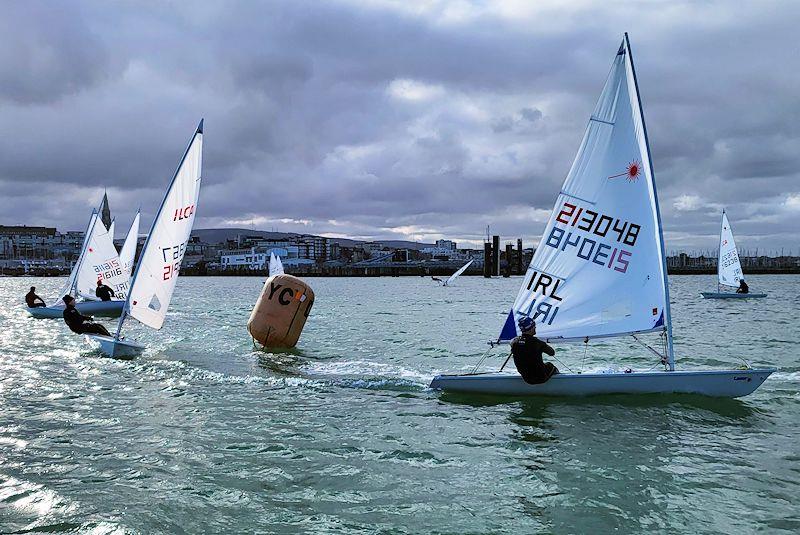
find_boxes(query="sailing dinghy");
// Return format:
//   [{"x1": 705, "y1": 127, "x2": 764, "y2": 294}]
[
  {"x1": 88, "y1": 121, "x2": 203, "y2": 358},
  {"x1": 700, "y1": 210, "x2": 766, "y2": 299},
  {"x1": 438, "y1": 259, "x2": 474, "y2": 286},
  {"x1": 430, "y1": 35, "x2": 774, "y2": 398},
  {"x1": 269, "y1": 252, "x2": 285, "y2": 276},
  {"x1": 27, "y1": 203, "x2": 128, "y2": 319}
]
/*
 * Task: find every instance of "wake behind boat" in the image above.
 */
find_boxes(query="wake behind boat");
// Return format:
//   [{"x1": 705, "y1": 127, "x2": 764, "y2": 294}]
[
  {"x1": 430, "y1": 34, "x2": 775, "y2": 398},
  {"x1": 701, "y1": 210, "x2": 766, "y2": 299}
]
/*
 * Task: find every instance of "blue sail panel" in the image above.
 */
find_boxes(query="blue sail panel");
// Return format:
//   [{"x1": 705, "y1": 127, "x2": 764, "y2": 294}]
[{"x1": 498, "y1": 310, "x2": 517, "y2": 342}]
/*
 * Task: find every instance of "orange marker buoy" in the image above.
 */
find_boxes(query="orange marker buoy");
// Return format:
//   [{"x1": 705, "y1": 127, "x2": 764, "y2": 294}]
[{"x1": 247, "y1": 274, "x2": 314, "y2": 349}]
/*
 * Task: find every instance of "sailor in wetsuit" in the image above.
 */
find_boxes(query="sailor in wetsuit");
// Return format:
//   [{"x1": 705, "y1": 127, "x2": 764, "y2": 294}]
[
  {"x1": 62, "y1": 295, "x2": 111, "y2": 336},
  {"x1": 95, "y1": 280, "x2": 115, "y2": 301},
  {"x1": 511, "y1": 316, "x2": 559, "y2": 384},
  {"x1": 736, "y1": 279, "x2": 749, "y2": 294},
  {"x1": 25, "y1": 286, "x2": 46, "y2": 308}
]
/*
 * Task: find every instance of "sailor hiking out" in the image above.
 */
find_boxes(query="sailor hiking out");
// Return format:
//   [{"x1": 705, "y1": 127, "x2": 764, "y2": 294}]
[
  {"x1": 25, "y1": 287, "x2": 46, "y2": 308},
  {"x1": 62, "y1": 295, "x2": 111, "y2": 336},
  {"x1": 511, "y1": 316, "x2": 559, "y2": 384}
]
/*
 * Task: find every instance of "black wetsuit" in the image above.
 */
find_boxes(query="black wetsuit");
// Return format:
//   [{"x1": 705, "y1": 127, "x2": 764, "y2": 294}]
[
  {"x1": 63, "y1": 304, "x2": 111, "y2": 336},
  {"x1": 511, "y1": 333, "x2": 559, "y2": 384},
  {"x1": 95, "y1": 284, "x2": 115, "y2": 301},
  {"x1": 736, "y1": 280, "x2": 749, "y2": 294},
  {"x1": 25, "y1": 291, "x2": 46, "y2": 308}
]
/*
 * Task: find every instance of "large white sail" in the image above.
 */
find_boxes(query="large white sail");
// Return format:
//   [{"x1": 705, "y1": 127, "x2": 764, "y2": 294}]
[
  {"x1": 124, "y1": 122, "x2": 203, "y2": 330},
  {"x1": 718, "y1": 211, "x2": 744, "y2": 287},
  {"x1": 120, "y1": 210, "x2": 140, "y2": 278},
  {"x1": 445, "y1": 259, "x2": 473, "y2": 286},
  {"x1": 499, "y1": 36, "x2": 670, "y2": 347},
  {"x1": 76, "y1": 212, "x2": 129, "y2": 300}
]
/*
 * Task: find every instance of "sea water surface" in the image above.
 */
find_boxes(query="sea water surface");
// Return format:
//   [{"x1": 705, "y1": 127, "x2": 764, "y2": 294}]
[{"x1": 0, "y1": 275, "x2": 798, "y2": 534}]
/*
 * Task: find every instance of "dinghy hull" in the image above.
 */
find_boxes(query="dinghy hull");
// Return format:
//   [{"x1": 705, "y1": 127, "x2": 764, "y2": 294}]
[
  {"x1": 430, "y1": 369, "x2": 775, "y2": 398},
  {"x1": 26, "y1": 300, "x2": 125, "y2": 319},
  {"x1": 700, "y1": 292, "x2": 767, "y2": 299},
  {"x1": 86, "y1": 334, "x2": 145, "y2": 359}
]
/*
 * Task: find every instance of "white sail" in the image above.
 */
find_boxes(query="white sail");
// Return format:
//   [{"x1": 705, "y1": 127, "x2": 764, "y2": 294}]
[
  {"x1": 444, "y1": 259, "x2": 473, "y2": 286},
  {"x1": 120, "y1": 211, "x2": 140, "y2": 278},
  {"x1": 56, "y1": 211, "x2": 98, "y2": 300},
  {"x1": 123, "y1": 121, "x2": 203, "y2": 330},
  {"x1": 269, "y1": 252, "x2": 285, "y2": 276},
  {"x1": 75, "y1": 211, "x2": 128, "y2": 300},
  {"x1": 108, "y1": 219, "x2": 116, "y2": 244},
  {"x1": 718, "y1": 211, "x2": 744, "y2": 287},
  {"x1": 499, "y1": 36, "x2": 671, "y2": 351}
]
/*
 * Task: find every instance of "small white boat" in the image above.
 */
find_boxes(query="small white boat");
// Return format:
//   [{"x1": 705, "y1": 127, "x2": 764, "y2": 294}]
[
  {"x1": 26, "y1": 198, "x2": 129, "y2": 319},
  {"x1": 87, "y1": 120, "x2": 204, "y2": 358},
  {"x1": 701, "y1": 210, "x2": 765, "y2": 299},
  {"x1": 438, "y1": 259, "x2": 473, "y2": 287},
  {"x1": 269, "y1": 252, "x2": 285, "y2": 276},
  {"x1": 430, "y1": 35, "x2": 775, "y2": 398}
]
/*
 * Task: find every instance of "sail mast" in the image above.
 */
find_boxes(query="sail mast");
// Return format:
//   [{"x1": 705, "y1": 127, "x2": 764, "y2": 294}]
[
  {"x1": 113, "y1": 119, "x2": 204, "y2": 341},
  {"x1": 624, "y1": 33, "x2": 675, "y2": 370}
]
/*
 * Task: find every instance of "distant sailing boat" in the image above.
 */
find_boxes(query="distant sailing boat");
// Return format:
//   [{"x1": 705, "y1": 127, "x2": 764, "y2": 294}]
[
  {"x1": 269, "y1": 252, "x2": 285, "y2": 276},
  {"x1": 119, "y1": 210, "x2": 141, "y2": 283},
  {"x1": 431, "y1": 35, "x2": 774, "y2": 397},
  {"x1": 88, "y1": 121, "x2": 203, "y2": 358},
  {"x1": 700, "y1": 210, "x2": 766, "y2": 299},
  {"x1": 27, "y1": 199, "x2": 128, "y2": 319},
  {"x1": 435, "y1": 259, "x2": 474, "y2": 286}
]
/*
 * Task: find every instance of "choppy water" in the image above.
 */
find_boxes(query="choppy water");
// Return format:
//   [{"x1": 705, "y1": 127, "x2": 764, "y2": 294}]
[{"x1": 1, "y1": 275, "x2": 798, "y2": 534}]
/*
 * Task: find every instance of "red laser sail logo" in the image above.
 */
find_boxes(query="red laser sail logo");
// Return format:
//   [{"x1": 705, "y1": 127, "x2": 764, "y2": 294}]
[{"x1": 609, "y1": 161, "x2": 641, "y2": 182}]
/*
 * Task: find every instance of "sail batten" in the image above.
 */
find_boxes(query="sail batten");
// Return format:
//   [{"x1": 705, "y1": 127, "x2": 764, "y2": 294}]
[{"x1": 499, "y1": 36, "x2": 671, "y2": 356}]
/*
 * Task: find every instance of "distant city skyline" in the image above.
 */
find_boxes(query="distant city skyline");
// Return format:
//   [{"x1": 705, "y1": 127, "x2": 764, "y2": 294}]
[{"x1": 1, "y1": 2, "x2": 798, "y2": 251}]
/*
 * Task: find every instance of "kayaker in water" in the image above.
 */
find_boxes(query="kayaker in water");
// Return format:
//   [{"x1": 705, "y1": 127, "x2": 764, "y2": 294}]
[
  {"x1": 511, "y1": 316, "x2": 559, "y2": 384},
  {"x1": 736, "y1": 279, "x2": 749, "y2": 294},
  {"x1": 95, "y1": 280, "x2": 115, "y2": 301},
  {"x1": 25, "y1": 286, "x2": 46, "y2": 308},
  {"x1": 62, "y1": 295, "x2": 111, "y2": 336}
]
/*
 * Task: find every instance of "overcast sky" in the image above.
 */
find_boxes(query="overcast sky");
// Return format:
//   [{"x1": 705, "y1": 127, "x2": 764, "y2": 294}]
[{"x1": 1, "y1": 0, "x2": 798, "y2": 253}]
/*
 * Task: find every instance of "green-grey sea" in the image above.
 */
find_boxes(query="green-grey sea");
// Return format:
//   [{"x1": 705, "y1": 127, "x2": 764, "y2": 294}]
[{"x1": 1, "y1": 275, "x2": 798, "y2": 534}]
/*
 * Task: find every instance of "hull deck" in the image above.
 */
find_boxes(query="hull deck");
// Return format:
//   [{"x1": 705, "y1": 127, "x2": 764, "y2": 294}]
[
  {"x1": 430, "y1": 368, "x2": 775, "y2": 398},
  {"x1": 86, "y1": 334, "x2": 144, "y2": 359},
  {"x1": 27, "y1": 300, "x2": 125, "y2": 319},
  {"x1": 700, "y1": 292, "x2": 767, "y2": 299}
]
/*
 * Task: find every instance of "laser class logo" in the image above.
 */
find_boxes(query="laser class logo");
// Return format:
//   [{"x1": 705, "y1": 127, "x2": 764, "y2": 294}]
[{"x1": 608, "y1": 160, "x2": 642, "y2": 182}]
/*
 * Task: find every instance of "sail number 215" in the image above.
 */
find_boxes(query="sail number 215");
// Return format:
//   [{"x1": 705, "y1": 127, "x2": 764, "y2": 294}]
[{"x1": 162, "y1": 243, "x2": 186, "y2": 280}]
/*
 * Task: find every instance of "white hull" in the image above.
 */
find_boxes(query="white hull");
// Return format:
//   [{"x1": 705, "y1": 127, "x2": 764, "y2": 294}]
[
  {"x1": 430, "y1": 369, "x2": 775, "y2": 398},
  {"x1": 700, "y1": 292, "x2": 767, "y2": 299},
  {"x1": 26, "y1": 300, "x2": 125, "y2": 319},
  {"x1": 86, "y1": 334, "x2": 145, "y2": 359}
]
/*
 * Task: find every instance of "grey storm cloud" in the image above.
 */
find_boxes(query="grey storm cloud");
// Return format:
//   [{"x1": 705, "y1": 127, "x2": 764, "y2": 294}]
[{"x1": 1, "y1": 0, "x2": 799, "y2": 252}]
